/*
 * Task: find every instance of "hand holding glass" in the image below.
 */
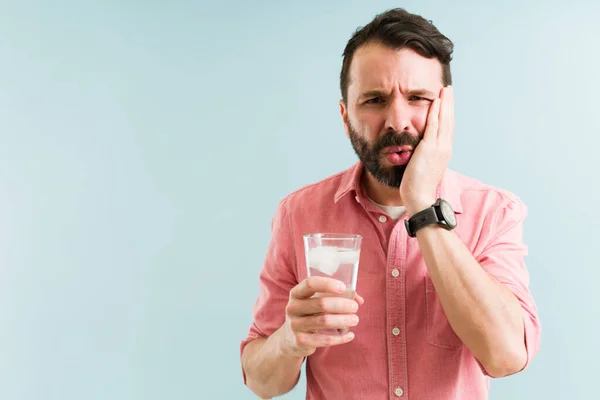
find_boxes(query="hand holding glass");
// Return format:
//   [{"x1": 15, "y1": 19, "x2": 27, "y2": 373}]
[{"x1": 303, "y1": 233, "x2": 362, "y2": 335}]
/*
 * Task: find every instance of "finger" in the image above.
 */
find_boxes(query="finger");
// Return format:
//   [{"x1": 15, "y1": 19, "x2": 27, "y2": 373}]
[
  {"x1": 438, "y1": 86, "x2": 454, "y2": 143},
  {"x1": 354, "y1": 293, "x2": 365, "y2": 306},
  {"x1": 288, "y1": 295, "x2": 358, "y2": 317},
  {"x1": 292, "y1": 313, "x2": 359, "y2": 332},
  {"x1": 290, "y1": 276, "x2": 346, "y2": 300},
  {"x1": 423, "y1": 97, "x2": 441, "y2": 141},
  {"x1": 296, "y1": 330, "x2": 355, "y2": 348}
]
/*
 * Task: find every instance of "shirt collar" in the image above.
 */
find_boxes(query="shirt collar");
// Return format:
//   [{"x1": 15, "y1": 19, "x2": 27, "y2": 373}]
[{"x1": 334, "y1": 161, "x2": 463, "y2": 214}]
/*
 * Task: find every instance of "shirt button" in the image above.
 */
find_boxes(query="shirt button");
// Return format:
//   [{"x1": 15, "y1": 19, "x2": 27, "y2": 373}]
[
  {"x1": 394, "y1": 387, "x2": 404, "y2": 397},
  {"x1": 379, "y1": 215, "x2": 387, "y2": 223},
  {"x1": 392, "y1": 327, "x2": 400, "y2": 336},
  {"x1": 391, "y1": 268, "x2": 399, "y2": 278}
]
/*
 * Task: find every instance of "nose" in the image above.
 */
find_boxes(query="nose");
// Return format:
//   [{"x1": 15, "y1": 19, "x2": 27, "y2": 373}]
[{"x1": 384, "y1": 97, "x2": 412, "y2": 133}]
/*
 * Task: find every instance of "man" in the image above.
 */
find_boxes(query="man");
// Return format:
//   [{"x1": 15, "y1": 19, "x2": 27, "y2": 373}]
[{"x1": 240, "y1": 8, "x2": 541, "y2": 400}]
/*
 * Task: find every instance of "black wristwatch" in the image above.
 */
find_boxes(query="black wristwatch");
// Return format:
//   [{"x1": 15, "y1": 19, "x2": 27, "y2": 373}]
[{"x1": 404, "y1": 198, "x2": 457, "y2": 237}]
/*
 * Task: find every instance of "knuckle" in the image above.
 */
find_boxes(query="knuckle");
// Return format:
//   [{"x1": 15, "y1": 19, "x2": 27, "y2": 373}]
[
  {"x1": 289, "y1": 317, "x2": 301, "y2": 332},
  {"x1": 317, "y1": 314, "x2": 329, "y2": 326},
  {"x1": 321, "y1": 335, "x2": 333, "y2": 346},
  {"x1": 324, "y1": 335, "x2": 337, "y2": 346},
  {"x1": 315, "y1": 297, "x2": 328, "y2": 311},
  {"x1": 295, "y1": 332, "x2": 307, "y2": 346},
  {"x1": 285, "y1": 301, "x2": 296, "y2": 316}
]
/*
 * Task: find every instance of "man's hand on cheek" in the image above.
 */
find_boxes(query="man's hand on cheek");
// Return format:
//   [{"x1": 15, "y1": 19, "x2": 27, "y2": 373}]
[{"x1": 400, "y1": 85, "x2": 455, "y2": 216}]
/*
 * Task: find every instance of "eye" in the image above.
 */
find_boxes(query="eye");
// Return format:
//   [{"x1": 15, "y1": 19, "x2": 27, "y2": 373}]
[
  {"x1": 365, "y1": 97, "x2": 384, "y2": 105},
  {"x1": 408, "y1": 96, "x2": 430, "y2": 102}
]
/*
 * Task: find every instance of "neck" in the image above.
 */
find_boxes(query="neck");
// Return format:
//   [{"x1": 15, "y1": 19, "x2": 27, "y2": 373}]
[{"x1": 362, "y1": 171, "x2": 404, "y2": 206}]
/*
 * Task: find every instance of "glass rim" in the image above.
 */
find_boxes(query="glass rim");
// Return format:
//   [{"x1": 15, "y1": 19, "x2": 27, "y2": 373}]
[{"x1": 303, "y1": 232, "x2": 363, "y2": 240}]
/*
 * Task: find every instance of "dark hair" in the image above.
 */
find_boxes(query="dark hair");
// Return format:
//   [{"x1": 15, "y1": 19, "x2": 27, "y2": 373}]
[{"x1": 340, "y1": 8, "x2": 454, "y2": 102}]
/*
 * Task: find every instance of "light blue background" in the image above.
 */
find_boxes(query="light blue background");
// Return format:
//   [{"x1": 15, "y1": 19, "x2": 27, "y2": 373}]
[{"x1": 0, "y1": 0, "x2": 597, "y2": 399}]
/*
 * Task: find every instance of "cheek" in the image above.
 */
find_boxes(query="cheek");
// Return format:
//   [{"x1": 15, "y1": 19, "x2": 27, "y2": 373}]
[
  {"x1": 356, "y1": 112, "x2": 384, "y2": 140},
  {"x1": 413, "y1": 108, "x2": 430, "y2": 133}
]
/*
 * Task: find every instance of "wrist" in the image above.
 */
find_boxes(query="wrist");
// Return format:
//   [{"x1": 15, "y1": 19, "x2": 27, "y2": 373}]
[
  {"x1": 276, "y1": 324, "x2": 308, "y2": 359},
  {"x1": 274, "y1": 324, "x2": 295, "y2": 357},
  {"x1": 405, "y1": 198, "x2": 436, "y2": 217},
  {"x1": 404, "y1": 197, "x2": 458, "y2": 237}
]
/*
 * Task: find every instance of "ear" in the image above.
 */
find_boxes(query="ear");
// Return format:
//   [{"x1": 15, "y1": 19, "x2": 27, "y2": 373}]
[{"x1": 339, "y1": 99, "x2": 350, "y2": 138}]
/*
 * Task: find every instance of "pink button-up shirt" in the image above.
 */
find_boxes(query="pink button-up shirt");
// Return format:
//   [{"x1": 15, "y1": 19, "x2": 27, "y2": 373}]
[{"x1": 241, "y1": 162, "x2": 541, "y2": 400}]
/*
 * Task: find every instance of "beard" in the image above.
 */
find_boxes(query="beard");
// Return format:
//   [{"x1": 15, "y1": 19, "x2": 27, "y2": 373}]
[{"x1": 348, "y1": 121, "x2": 423, "y2": 188}]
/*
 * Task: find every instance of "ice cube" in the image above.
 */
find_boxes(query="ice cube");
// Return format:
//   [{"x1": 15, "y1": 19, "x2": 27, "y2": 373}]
[
  {"x1": 308, "y1": 246, "x2": 340, "y2": 276},
  {"x1": 336, "y1": 249, "x2": 360, "y2": 265}
]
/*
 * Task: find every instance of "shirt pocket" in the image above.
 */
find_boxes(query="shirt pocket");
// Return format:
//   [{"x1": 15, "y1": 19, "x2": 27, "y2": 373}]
[{"x1": 425, "y1": 277, "x2": 463, "y2": 350}]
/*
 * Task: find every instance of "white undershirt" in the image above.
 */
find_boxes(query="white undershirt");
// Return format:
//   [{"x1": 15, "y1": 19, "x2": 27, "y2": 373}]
[{"x1": 368, "y1": 198, "x2": 406, "y2": 220}]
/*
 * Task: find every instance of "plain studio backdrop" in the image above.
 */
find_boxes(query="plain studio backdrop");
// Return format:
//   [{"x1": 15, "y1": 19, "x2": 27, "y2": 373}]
[{"x1": 0, "y1": 0, "x2": 598, "y2": 399}]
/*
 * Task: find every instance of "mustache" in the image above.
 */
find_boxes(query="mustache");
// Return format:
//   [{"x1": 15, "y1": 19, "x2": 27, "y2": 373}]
[{"x1": 373, "y1": 131, "x2": 422, "y2": 153}]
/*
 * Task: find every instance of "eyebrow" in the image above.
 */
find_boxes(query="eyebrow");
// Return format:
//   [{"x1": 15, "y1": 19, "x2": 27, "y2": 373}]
[
  {"x1": 405, "y1": 88, "x2": 437, "y2": 98},
  {"x1": 359, "y1": 88, "x2": 437, "y2": 100}
]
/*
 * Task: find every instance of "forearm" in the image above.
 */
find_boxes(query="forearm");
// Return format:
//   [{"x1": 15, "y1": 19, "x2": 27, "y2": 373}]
[
  {"x1": 416, "y1": 225, "x2": 526, "y2": 377},
  {"x1": 242, "y1": 326, "x2": 304, "y2": 399}
]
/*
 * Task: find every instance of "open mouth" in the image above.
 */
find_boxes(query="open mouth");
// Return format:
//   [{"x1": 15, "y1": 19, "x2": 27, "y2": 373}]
[{"x1": 383, "y1": 146, "x2": 413, "y2": 166}]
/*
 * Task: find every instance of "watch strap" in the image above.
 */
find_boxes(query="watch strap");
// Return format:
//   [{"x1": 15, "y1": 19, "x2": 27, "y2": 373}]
[{"x1": 405, "y1": 206, "x2": 439, "y2": 237}]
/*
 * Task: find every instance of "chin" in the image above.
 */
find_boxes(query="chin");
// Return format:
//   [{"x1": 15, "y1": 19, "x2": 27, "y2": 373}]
[{"x1": 370, "y1": 168, "x2": 403, "y2": 189}]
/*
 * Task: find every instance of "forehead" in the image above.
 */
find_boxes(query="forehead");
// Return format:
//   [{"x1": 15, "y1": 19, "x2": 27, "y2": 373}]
[{"x1": 348, "y1": 43, "x2": 443, "y2": 97}]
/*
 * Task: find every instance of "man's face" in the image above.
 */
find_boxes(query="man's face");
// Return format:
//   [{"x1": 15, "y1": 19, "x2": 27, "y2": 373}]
[{"x1": 340, "y1": 43, "x2": 444, "y2": 188}]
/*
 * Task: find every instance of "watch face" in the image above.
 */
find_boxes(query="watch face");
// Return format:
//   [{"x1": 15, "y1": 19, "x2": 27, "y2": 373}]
[{"x1": 440, "y1": 200, "x2": 456, "y2": 226}]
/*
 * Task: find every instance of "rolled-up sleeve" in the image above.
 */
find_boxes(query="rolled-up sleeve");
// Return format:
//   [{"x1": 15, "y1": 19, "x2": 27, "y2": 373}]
[
  {"x1": 240, "y1": 198, "x2": 298, "y2": 383},
  {"x1": 475, "y1": 195, "x2": 541, "y2": 372}
]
